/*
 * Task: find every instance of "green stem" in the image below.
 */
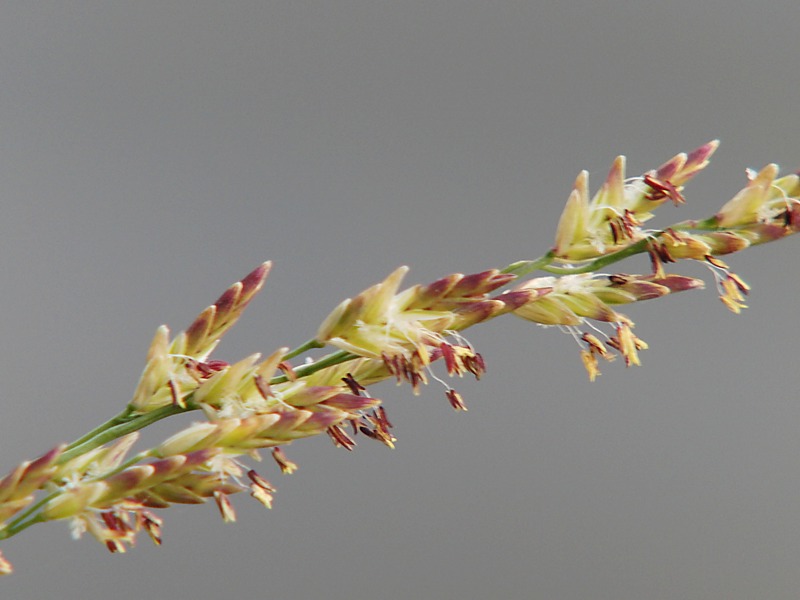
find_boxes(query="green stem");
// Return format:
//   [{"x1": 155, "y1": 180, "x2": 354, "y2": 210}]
[
  {"x1": 270, "y1": 350, "x2": 358, "y2": 385},
  {"x1": 62, "y1": 406, "x2": 135, "y2": 454},
  {"x1": 541, "y1": 238, "x2": 652, "y2": 275},
  {"x1": 57, "y1": 404, "x2": 192, "y2": 466},
  {"x1": 281, "y1": 338, "x2": 325, "y2": 361},
  {"x1": 501, "y1": 238, "x2": 651, "y2": 278},
  {"x1": 0, "y1": 509, "x2": 46, "y2": 540},
  {"x1": 671, "y1": 216, "x2": 722, "y2": 231},
  {"x1": 504, "y1": 224, "x2": 722, "y2": 278},
  {"x1": 501, "y1": 251, "x2": 556, "y2": 277}
]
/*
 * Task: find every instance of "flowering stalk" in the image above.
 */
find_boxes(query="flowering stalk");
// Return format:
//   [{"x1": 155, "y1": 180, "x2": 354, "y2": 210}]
[{"x1": 1, "y1": 141, "x2": 798, "y2": 574}]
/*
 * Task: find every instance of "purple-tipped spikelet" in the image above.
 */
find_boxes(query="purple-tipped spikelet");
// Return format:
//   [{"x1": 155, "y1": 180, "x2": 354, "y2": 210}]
[
  {"x1": 0, "y1": 446, "x2": 64, "y2": 523},
  {"x1": 129, "y1": 263, "x2": 272, "y2": 413},
  {"x1": 41, "y1": 448, "x2": 223, "y2": 520},
  {"x1": 182, "y1": 261, "x2": 272, "y2": 359},
  {"x1": 510, "y1": 272, "x2": 704, "y2": 378},
  {"x1": 554, "y1": 141, "x2": 720, "y2": 262}
]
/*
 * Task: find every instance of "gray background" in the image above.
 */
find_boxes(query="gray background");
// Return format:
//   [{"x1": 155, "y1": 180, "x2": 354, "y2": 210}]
[{"x1": 1, "y1": 2, "x2": 799, "y2": 599}]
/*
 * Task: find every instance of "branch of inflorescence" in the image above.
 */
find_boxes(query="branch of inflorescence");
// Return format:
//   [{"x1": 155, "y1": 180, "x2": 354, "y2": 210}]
[
  {"x1": 1, "y1": 207, "x2": 779, "y2": 547},
  {"x1": 3, "y1": 139, "x2": 800, "y2": 575},
  {"x1": 47, "y1": 220, "x2": 723, "y2": 479}
]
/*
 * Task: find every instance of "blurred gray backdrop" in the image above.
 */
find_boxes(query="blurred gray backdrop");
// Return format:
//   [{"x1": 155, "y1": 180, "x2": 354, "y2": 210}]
[{"x1": 2, "y1": 2, "x2": 800, "y2": 599}]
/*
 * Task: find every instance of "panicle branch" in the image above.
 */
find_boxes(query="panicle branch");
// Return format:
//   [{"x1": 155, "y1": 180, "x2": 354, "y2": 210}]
[{"x1": 1, "y1": 141, "x2": 798, "y2": 574}]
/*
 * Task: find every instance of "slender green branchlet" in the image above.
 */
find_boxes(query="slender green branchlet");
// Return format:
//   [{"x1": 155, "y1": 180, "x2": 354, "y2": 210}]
[{"x1": 1, "y1": 140, "x2": 798, "y2": 574}]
